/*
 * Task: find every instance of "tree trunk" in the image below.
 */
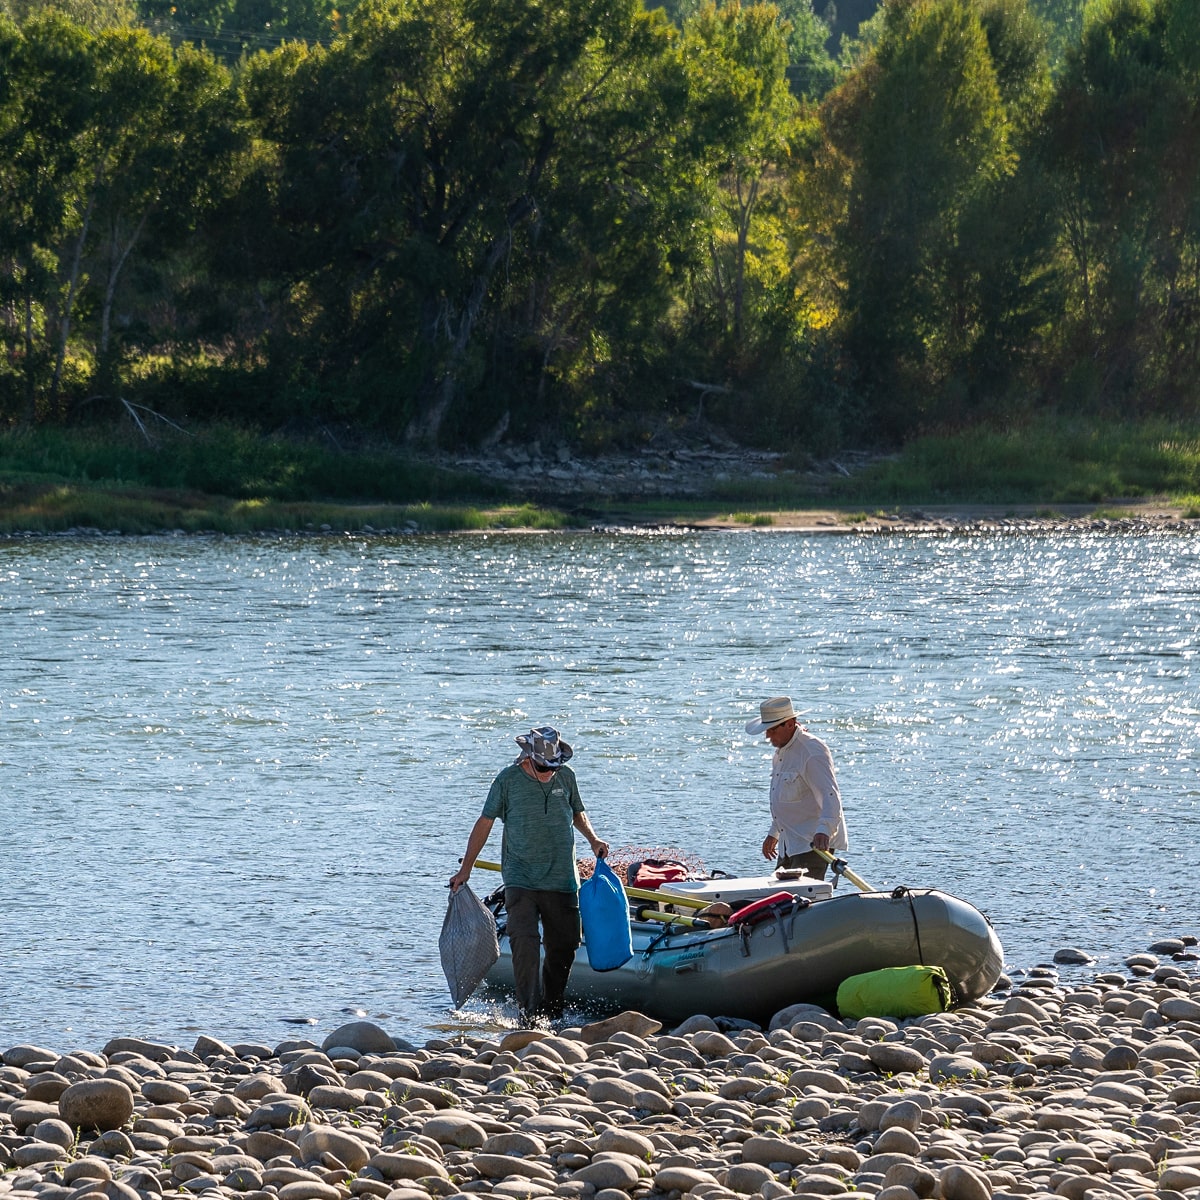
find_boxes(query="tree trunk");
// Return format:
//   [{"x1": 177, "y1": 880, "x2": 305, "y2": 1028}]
[
  {"x1": 405, "y1": 196, "x2": 535, "y2": 446},
  {"x1": 100, "y1": 208, "x2": 151, "y2": 358},
  {"x1": 49, "y1": 190, "x2": 96, "y2": 417}
]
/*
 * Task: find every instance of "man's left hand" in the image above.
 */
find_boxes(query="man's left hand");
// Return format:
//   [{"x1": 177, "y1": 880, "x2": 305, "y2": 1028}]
[
  {"x1": 811, "y1": 833, "x2": 831, "y2": 852},
  {"x1": 593, "y1": 841, "x2": 609, "y2": 859}
]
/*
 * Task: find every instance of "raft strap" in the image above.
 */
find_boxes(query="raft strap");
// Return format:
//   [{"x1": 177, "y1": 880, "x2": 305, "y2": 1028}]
[
  {"x1": 891, "y1": 885, "x2": 926, "y2": 966},
  {"x1": 729, "y1": 893, "x2": 810, "y2": 957}
]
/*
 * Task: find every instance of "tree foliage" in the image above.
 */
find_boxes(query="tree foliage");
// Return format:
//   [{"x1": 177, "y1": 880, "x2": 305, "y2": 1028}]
[{"x1": 3, "y1": 0, "x2": 1200, "y2": 452}]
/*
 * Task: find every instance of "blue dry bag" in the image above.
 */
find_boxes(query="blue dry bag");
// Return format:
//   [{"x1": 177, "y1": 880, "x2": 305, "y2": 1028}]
[{"x1": 578, "y1": 857, "x2": 633, "y2": 971}]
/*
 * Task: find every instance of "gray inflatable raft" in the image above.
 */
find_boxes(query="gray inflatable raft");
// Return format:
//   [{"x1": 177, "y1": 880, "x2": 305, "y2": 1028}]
[{"x1": 484, "y1": 885, "x2": 1003, "y2": 1023}]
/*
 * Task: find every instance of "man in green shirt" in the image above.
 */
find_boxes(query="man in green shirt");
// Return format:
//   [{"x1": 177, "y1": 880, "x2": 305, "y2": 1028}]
[{"x1": 450, "y1": 726, "x2": 609, "y2": 1023}]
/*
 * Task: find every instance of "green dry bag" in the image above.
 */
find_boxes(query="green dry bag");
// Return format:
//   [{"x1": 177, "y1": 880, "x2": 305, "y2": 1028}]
[{"x1": 836, "y1": 964, "x2": 953, "y2": 1020}]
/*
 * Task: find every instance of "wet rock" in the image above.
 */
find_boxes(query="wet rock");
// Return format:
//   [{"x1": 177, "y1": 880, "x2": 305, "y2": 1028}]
[
  {"x1": 1052, "y1": 948, "x2": 1094, "y2": 965},
  {"x1": 320, "y1": 1021, "x2": 397, "y2": 1055}
]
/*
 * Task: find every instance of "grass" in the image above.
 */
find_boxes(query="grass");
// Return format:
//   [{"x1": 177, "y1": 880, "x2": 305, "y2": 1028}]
[
  {"x1": 824, "y1": 415, "x2": 1200, "y2": 506},
  {"x1": 0, "y1": 479, "x2": 567, "y2": 535},
  {"x1": 2, "y1": 413, "x2": 1199, "y2": 534},
  {"x1": 0, "y1": 422, "x2": 569, "y2": 534}
]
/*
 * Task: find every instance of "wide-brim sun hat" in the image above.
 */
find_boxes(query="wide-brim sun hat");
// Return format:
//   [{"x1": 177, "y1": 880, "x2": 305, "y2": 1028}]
[
  {"x1": 516, "y1": 725, "x2": 573, "y2": 768},
  {"x1": 745, "y1": 696, "x2": 807, "y2": 735}
]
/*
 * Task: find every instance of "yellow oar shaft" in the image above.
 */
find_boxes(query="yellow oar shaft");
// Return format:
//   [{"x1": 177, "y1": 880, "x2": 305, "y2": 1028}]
[
  {"x1": 632, "y1": 909, "x2": 709, "y2": 930},
  {"x1": 471, "y1": 859, "x2": 710, "y2": 909},
  {"x1": 812, "y1": 847, "x2": 872, "y2": 892}
]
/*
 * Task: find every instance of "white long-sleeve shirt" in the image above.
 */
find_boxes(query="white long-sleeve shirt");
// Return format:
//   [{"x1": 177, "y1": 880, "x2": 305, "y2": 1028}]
[{"x1": 766, "y1": 727, "x2": 848, "y2": 857}]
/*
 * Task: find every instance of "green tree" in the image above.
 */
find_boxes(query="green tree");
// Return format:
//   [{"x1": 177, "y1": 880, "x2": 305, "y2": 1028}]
[
  {"x1": 774, "y1": 0, "x2": 841, "y2": 94},
  {"x1": 1028, "y1": 0, "x2": 1087, "y2": 68},
  {"x1": 1043, "y1": 0, "x2": 1200, "y2": 409},
  {"x1": 0, "y1": 14, "x2": 245, "y2": 421},
  {"x1": 0, "y1": 12, "x2": 97, "y2": 421},
  {"x1": 242, "y1": 0, "x2": 705, "y2": 446},
  {"x1": 135, "y1": 0, "x2": 341, "y2": 58},
  {"x1": 681, "y1": 2, "x2": 801, "y2": 356},
  {"x1": 0, "y1": 0, "x2": 135, "y2": 31},
  {"x1": 77, "y1": 33, "x2": 245, "y2": 399},
  {"x1": 827, "y1": 0, "x2": 1052, "y2": 438},
  {"x1": 663, "y1": 0, "x2": 841, "y2": 98}
]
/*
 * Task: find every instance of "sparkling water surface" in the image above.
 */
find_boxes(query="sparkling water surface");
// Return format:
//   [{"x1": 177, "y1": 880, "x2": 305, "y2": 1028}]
[{"x1": 1, "y1": 530, "x2": 1197, "y2": 1051}]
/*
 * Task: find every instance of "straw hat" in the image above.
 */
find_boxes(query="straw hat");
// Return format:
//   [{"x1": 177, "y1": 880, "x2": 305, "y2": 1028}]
[{"x1": 745, "y1": 696, "x2": 806, "y2": 735}]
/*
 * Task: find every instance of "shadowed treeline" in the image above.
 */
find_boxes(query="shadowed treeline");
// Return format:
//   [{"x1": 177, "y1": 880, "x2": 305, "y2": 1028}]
[{"x1": 2, "y1": 0, "x2": 1197, "y2": 456}]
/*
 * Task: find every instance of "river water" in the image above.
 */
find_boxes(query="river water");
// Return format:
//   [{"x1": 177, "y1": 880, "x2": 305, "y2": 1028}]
[{"x1": 1, "y1": 529, "x2": 1197, "y2": 1052}]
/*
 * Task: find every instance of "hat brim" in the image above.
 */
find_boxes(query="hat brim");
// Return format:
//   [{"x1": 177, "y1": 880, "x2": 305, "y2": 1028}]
[
  {"x1": 745, "y1": 713, "x2": 806, "y2": 735},
  {"x1": 538, "y1": 742, "x2": 573, "y2": 766}
]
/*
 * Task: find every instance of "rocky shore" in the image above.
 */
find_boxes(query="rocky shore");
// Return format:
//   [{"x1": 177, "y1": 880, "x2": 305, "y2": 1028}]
[
  {"x1": 432, "y1": 444, "x2": 811, "y2": 500},
  {"x1": 422, "y1": 443, "x2": 1197, "y2": 534},
  {"x1": 4, "y1": 940, "x2": 1199, "y2": 1200}
]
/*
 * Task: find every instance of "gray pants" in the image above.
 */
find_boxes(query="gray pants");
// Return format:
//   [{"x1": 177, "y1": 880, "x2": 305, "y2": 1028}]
[
  {"x1": 505, "y1": 887, "x2": 581, "y2": 1022},
  {"x1": 780, "y1": 849, "x2": 829, "y2": 880}
]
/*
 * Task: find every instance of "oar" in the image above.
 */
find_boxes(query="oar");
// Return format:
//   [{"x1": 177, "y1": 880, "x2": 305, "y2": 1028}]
[
  {"x1": 632, "y1": 907, "x2": 710, "y2": 930},
  {"x1": 471, "y1": 859, "x2": 710, "y2": 910},
  {"x1": 812, "y1": 847, "x2": 873, "y2": 892}
]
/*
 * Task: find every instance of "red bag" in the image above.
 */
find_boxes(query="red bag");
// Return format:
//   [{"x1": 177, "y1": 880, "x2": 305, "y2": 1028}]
[
  {"x1": 626, "y1": 859, "x2": 690, "y2": 889},
  {"x1": 727, "y1": 891, "x2": 801, "y2": 927}
]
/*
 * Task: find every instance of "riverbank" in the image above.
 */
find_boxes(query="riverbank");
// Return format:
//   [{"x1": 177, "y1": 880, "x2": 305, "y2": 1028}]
[
  {"x1": 2, "y1": 499, "x2": 1195, "y2": 539},
  {"x1": 598, "y1": 501, "x2": 1198, "y2": 535},
  {"x1": 3, "y1": 940, "x2": 1199, "y2": 1200},
  {"x1": 3, "y1": 418, "x2": 1199, "y2": 536}
]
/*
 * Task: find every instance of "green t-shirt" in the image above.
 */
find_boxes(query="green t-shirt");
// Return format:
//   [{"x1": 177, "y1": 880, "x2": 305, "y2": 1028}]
[{"x1": 482, "y1": 761, "x2": 585, "y2": 893}]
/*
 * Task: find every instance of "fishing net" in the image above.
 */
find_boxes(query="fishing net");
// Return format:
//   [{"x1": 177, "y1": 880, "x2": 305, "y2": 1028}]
[{"x1": 577, "y1": 845, "x2": 707, "y2": 882}]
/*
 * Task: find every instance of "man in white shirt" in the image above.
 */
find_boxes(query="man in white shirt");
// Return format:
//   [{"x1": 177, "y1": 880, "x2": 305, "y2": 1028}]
[{"x1": 746, "y1": 696, "x2": 848, "y2": 880}]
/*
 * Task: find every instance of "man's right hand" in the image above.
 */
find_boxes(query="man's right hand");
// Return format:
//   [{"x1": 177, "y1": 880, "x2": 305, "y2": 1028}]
[
  {"x1": 761, "y1": 834, "x2": 778, "y2": 861},
  {"x1": 449, "y1": 867, "x2": 471, "y2": 891}
]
